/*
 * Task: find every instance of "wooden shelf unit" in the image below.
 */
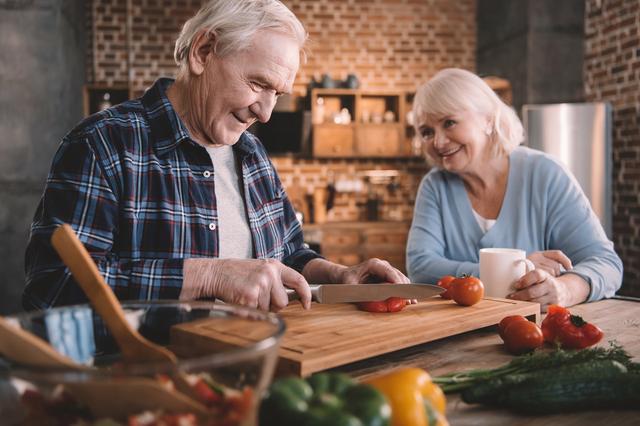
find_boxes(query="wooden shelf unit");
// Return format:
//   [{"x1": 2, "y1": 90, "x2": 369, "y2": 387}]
[{"x1": 310, "y1": 89, "x2": 414, "y2": 158}]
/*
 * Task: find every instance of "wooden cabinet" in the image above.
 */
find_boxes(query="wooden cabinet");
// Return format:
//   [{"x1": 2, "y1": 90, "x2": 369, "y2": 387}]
[
  {"x1": 310, "y1": 89, "x2": 413, "y2": 158},
  {"x1": 313, "y1": 124, "x2": 354, "y2": 157},
  {"x1": 306, "y1": 222, "x2": 410, "y2": 273}
]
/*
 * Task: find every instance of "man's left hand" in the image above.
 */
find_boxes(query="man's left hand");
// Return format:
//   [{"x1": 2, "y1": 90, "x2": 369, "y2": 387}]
[
  {"x1": 338, "y1": 258, "x2": 409, "y2": 285},
  {"x1": 335, "y1": 258, "x2": 417, "y2": 305}
]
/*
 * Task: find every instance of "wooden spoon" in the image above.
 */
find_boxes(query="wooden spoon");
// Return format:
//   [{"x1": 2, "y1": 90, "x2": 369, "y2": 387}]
[
  {"x1": 50, "y1": 224, "x2": 204, "y2": 403},
  {"x1": 0, "y1": 316, "x2": 209, "y2": 418},
  {"x1": 0, "y1": 316, "x2": 78, "y2": 369}
]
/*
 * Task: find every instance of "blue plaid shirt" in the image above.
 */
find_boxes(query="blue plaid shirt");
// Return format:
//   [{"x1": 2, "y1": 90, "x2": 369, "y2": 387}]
[{"x1": 24, "y1": 78, "x2": 320, "y2": 310}]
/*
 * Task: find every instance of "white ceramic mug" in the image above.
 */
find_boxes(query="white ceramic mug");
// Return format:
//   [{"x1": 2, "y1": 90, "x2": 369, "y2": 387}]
[{"x1": 479, "y1": 248, "x2": 535, "y2": 298}]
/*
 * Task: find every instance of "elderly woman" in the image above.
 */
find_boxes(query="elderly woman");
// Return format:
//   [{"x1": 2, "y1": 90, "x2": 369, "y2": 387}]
[
  {"x1": 24, "y1": 0, "x2": 408, "y2": 312},
  {"x1": 406, "y1": 68, "x2": 622, "y2": 310}
]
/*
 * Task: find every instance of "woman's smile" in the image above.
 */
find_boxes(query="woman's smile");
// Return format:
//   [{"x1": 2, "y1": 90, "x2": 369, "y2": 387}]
[{"x1": 438, "y1": 145, "x2": 463, "y2": 158}]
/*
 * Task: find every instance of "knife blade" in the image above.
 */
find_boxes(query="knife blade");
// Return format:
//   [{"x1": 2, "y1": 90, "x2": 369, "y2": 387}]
[{"x1": 286, "y1": 283, "x2": 444, "y2": 304}]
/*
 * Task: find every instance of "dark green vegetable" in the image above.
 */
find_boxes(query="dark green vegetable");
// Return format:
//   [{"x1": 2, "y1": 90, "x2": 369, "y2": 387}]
[
  {"x1": 260, "y1": 372, "x2": 390, "y2": 426},
  {"x1": 434, "y1": 342, "x2": 635, "y2": 393},
  {"x1": 461, "y1": 359, "x2": 629, "y2": 405},
  {"x1": 466, "y1": 371, "x2": 640, "y2": 414}
]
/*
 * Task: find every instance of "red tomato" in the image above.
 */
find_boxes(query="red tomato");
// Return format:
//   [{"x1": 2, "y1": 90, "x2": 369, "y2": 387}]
[
  {"x1": 193, "y1": 378, "x2": 222, "y2": 405},
  {"x1": 503, "y1": 320, "x2": 544, "y2": 355},
  {"x1": 450, "y1": 275, "x2": 484, "y2": 306},
  {"x1": 498, "y1": 315, "x2": 528, "y2": 340},
  {"x1": 541, "y1": 304, "x2": 604, "y2": 349},
  {"x1": 357, "y1": 297, "x2": 406, "y2": 313},
  {"x1": 437, "y1": 275, "x2": 456, "y2": 299}
]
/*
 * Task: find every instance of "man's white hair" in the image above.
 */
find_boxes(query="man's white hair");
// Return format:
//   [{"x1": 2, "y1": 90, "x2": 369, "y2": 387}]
[
  {"x1": 413, "y1": 68, "x2": 524, "y2": 159},
  {"x1": 174, "y1": 0, "x2": 307, "y2": 70}
]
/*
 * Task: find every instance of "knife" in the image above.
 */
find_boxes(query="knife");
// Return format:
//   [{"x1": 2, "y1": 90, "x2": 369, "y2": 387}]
[{"x1": 286, "y1": 283, "x2": 444, "y2": 304}]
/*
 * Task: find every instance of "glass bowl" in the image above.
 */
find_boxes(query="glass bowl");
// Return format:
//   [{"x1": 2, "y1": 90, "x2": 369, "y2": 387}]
[{"x1": 0, "y1": 301, "x2": 285, "y2": 425}]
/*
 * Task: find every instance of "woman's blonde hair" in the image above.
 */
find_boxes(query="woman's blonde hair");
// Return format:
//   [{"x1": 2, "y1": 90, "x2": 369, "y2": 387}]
[
  {"x1": 174, "y1": 0, "x2": 307, "y2": 71},
  {"x1": 412, "y1": 68, "x2": 524, "y2": 158}
]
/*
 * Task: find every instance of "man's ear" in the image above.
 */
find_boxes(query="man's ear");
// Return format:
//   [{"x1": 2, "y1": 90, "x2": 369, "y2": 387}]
[{"x1": 188, "y1": 31, "x2": 216, "y2": 76}]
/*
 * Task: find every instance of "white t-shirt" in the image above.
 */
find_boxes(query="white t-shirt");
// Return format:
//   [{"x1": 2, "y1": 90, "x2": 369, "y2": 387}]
[
  {"x1": 472, "y1": 208, "x2": 496, "y2": 233},
  {"x1": 205, "y1": 145, "x2": 253, "y2": 259}
]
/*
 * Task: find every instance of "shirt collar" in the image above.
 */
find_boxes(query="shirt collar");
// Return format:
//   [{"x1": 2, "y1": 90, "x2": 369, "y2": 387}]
[{"x1": 142, "y1": 77, "x2": 257, "y2": 158}]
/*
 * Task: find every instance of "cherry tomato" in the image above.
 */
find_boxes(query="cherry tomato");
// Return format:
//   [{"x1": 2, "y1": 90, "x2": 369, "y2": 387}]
[
  {"x1": 193, "y1": 378, "x2": 222, "y2": 405},
  {"x1": 437, "y1": 275, "x2": 456, "y2": 299},
  {"x1": 357, "y1": 297, "x2": 406, "y2": 313},
  {"x1": 450, "y1": 275, "x2": 484, "y2": 306},
  {"x1": 498, "y1": 315, "x2": 528, "y2": 340},
  {"x1": 502, "y1": 320, "x2": 544, "y2": 354}
]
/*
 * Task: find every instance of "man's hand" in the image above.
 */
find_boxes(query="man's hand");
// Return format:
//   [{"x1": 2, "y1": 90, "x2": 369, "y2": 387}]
[
  {"x1": 302, "y1": 258, "x2": 415, "y2": 304},
  {"x1": 527, "y1": 250, "x2": 572, "y2": 277},
  {"x1": 508, "y1": 268, "x2": 590, "y2": 312},
  {"x1": 337, "y1": 258, "x2": 410, "y2": 285},
  {"x1": 181, "y1": 258, "x2": 311, "y2": 311}
]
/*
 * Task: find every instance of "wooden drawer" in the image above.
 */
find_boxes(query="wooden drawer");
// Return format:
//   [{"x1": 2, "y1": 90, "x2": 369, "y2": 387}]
[
  {"x1": 313, "y1": 125, "x2": 354, "y2": 157},
  {"x1": 323, "y1": 230, "x2": 361, "y2": 247},
  {"x1": 355, "y1": 124, "x2": 401, "y2": 157},
  {"x1": 323, "y1": 252, "x2": 362, "y2": 266},
  {"x1": 364, "y1": 230, "x2": 407, "y2": 246}
]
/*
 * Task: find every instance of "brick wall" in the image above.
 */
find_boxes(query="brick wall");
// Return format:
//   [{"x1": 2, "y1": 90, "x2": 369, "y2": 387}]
[
  {"x1": 88, "y1": 0, "x2": 476, "y2": 94},
  {"x1": 87, "y1": 0, "x2": 475, "y2": 223},
  {"x1": 584, "y1": 0, "x2": 640, "y2": 296}
]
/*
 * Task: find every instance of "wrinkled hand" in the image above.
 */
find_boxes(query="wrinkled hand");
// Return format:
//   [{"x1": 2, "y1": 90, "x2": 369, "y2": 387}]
[
  {"x1": 508, "y1": 268, "x2": 574, "y2": 312},
  {"x1": 338, "y1": 258, "x2": 416, "y2": 305},
  {"x1": 527, "y1": 250, "x2": 572, "y2": 277},
  {"x1": 182, "y1": 258, "x2": 311, "y2": 311}
]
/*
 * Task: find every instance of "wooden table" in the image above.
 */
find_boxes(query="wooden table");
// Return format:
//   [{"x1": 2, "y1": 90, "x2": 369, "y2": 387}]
[{"x1": 332, "y1": 298, "x2": 640, "y2": 425}]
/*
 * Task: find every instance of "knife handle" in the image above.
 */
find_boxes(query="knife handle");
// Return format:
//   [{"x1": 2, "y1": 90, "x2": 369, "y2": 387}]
[{"x1": 286, "y1": 285, "x2": 319, "y2": 303}]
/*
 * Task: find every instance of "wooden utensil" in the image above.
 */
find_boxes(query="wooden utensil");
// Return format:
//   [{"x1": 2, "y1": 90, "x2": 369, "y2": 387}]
[
  {"x1": 50, "y1": 224, "x2": 203, "y2": 402},
  {"x1": 0, "y1": 317, "x2": 209, "y2": 417},
  {"x1": 0, "y1": 316, "x2": 78, "y2": 369},
  {"x1": 51, "y1": 224, "x2": 176, "y2": 364}
]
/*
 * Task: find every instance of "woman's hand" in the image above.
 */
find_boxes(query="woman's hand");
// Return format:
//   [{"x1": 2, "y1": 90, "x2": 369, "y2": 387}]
[
  {"x1": 527, "y1": 250, "x2": 572, "y2": 277},
  {"x1": 508, "y1": 268, "x2": 590, "y2": 312}
]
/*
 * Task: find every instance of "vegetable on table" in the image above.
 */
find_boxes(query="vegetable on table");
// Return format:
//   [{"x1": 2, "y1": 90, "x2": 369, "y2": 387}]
[
  {"x1": 460, "y1": 359, "x2": 639, "y2": 414},
  {"x1": 450, "y1": 275, "x2": 484, "y2": 306},
  {"x1": 365, "y1": 367, "x2": 448, "y2": 426},
  {"x1": 357, "y1": 298, "x2": 406, "y2": 313},
  {"x1": 497, "y1": 315, "x2": 528, "y2": 340},
  {"x1": 541, "y1": 304, "x2": 604, "y2": 349},
  {"x1": 434, "y1": 343, "x2": 640, "y2": 414},
  {"x1": 259, "y1": 372, "x2": 391, "y2": 426},
  {"x1": 436, "y1": 276, "x2": 455, "y2": 300},
  {"x1": 501, "y1": 319, "x2": 544, "y2": 355}
]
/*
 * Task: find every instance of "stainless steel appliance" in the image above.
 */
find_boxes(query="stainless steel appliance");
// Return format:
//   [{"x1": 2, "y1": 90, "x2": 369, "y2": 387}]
[{"x1": 522, "y1": 102, "x2": 613, "y2": 237}]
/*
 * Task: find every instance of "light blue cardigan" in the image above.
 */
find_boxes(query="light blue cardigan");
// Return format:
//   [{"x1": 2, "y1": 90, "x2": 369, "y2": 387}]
[{"x1": 406, "y1": 146, "x2": 623, "y2": 301}]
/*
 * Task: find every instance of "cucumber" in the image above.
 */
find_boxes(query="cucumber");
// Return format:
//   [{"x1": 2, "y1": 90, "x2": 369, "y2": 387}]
[
  {"x1": 462, "y1": 360, "x2": 629, "y2": 406},
  {"x1": 494, "y1": 373, "x2": 640, "y2": 414}
]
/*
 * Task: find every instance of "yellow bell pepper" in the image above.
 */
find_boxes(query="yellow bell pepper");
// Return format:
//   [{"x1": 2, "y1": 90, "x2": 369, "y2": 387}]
[{"x1": 365, "y1": 367, "x2": 448, "y2": 426}]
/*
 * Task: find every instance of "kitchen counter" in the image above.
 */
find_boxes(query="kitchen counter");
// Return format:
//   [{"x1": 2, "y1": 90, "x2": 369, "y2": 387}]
[{"x1": 333, "y1": 298, "x2": 640, "y2": 425}]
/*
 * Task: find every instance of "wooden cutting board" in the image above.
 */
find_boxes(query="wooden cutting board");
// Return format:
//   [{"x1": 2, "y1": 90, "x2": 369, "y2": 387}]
[{"x1": 172, "y1": 297, "x2": 539, "y2": 377}]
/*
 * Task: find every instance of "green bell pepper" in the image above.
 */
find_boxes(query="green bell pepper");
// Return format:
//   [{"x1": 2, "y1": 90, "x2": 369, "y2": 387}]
[{"x1": 260, "y1": 372, "x2": 391, "y2": 426}]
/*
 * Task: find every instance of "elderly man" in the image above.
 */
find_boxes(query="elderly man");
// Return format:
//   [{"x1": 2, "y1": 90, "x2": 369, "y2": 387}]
[{"x1": 24, "y1": 0, "x2": 408, "y2": 312}]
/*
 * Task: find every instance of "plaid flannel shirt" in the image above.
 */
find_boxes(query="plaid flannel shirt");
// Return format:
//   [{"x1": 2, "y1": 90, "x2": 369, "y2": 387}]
[{"x1": 24, "y1": 78, "x2": 320, "y2": 310}]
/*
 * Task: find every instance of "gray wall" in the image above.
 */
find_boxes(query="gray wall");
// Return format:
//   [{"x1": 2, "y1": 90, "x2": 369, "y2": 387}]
[
  {"x1": 0, "y1": 0, "x2": 86, "y2": 314},
  {"x1": 477, "y1": 0, "x2": 585, "y2": 113}
]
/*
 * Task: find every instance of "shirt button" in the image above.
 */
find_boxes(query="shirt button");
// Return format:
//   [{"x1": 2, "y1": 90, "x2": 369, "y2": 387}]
[
  {"x1": 208, "y1": 223, "x2": 216, "y2": 231},
  {"x1": 203, "y1": 171, "x2": 212, "y2": 178}
]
